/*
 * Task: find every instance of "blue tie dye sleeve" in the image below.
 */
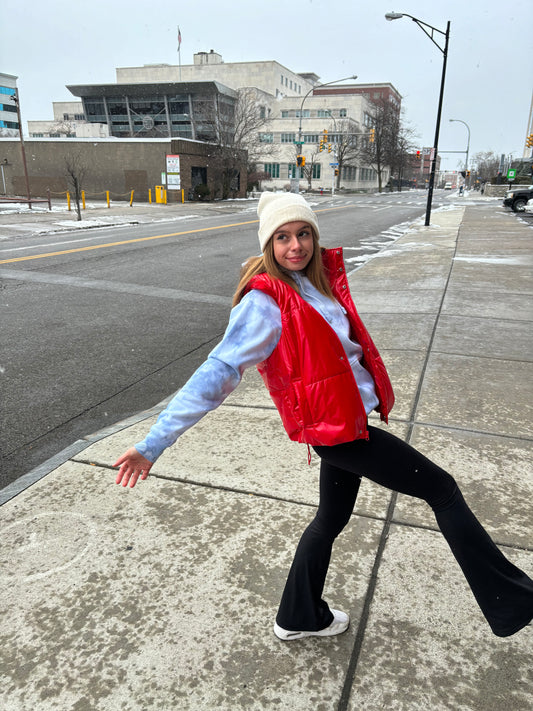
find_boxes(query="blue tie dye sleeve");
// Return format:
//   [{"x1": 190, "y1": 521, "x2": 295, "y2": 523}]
[{"x1": 134, "y1": 290, "x2": 282, "y2": 462}]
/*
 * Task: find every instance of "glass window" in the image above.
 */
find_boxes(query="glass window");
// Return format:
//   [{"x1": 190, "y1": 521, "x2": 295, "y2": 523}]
[
  {"x1": 339, "y1": 108, "x2": 347, "y2": 117},
  {"x1": 84, "y1": 100, "x2": 106, "y2": 121},
  {"x1": 281, "y1": 133, "x2": 295, "y2": 143},
  {"x1": 303, "y1": 134, "x2": 319, "y2": 143},
  {"x1": 259, "y1": 133, "x2": 273, "y2": 143},
  {"x1": 281, "y1": 111, "x2": 289, "y2": 118},
  {"x1": 264, "y1": 163, "x2": 280, "y2": 178},
  {"x1": 288, "y1": 163, "x2": 296, "y2": 178},
  {"x1": 342, "y1": 166, "x2": 357, "y2": 180},
  {"x1": 295, "y1": 110, "x2": 310, "y2": 118},
  {"x1": 312, "y1": 164, "x2": 321, "y2": 179},
  {"x1": 0, "y1": 86, "x2": 16, "y2": 96}
]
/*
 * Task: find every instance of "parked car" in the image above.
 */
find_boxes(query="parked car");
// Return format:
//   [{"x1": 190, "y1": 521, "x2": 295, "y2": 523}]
[
  {"x1": 503, "y1": 185, "x2": 533, "y2": 212},
  {"x1": 444, "y1": 182, "x2": 452, "y2": 190}
]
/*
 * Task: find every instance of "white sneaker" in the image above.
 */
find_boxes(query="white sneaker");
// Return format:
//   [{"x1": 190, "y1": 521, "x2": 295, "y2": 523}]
[{"x1": 273, "y1": 609, "x2": 350, "y2": 640}]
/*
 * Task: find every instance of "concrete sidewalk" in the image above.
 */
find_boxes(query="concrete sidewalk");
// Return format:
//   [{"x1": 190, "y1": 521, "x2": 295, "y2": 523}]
[{"x1": 1, "y1": 203, "x2": 532, "y2": 710}]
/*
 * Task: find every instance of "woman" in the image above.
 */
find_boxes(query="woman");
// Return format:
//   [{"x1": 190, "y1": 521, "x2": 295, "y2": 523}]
[{"x1": 115, "y1": 192, "x2": 533, "y2": 640}]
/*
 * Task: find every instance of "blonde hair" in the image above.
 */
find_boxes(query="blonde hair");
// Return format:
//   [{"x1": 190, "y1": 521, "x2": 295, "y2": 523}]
[{"x1": 232, "y1": 229, "x2": 334, "y2": 306}]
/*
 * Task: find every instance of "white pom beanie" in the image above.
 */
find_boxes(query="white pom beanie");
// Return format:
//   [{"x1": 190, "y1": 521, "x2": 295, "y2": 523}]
[{"x1": 257, "y1": 192, "x2": 320, "y2": 252}]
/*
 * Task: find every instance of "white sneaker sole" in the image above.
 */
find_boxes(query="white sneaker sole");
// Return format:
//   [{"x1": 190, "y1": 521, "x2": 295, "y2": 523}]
[{"x1": 274, "y1": 609, "x2": 350, "y2": 640}]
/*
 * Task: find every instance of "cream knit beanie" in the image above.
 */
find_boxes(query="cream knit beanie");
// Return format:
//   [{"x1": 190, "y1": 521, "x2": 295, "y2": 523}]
[{"x1": 257, "y1": 192, "x2": 320, "y2": 252}]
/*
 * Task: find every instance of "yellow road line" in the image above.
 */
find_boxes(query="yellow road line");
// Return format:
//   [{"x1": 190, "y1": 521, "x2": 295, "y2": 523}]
[
  {"x1": 0, "y1": 204, "x2": 352, "y2": 265},
  {"x1": 0, "y1": 220, "x2": 259, "y2": 265}
]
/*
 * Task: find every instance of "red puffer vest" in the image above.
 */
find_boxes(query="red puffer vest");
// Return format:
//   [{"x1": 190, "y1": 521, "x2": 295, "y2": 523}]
[{"x1": 247, "y1": 247, "x2": 394, "y2": 446}]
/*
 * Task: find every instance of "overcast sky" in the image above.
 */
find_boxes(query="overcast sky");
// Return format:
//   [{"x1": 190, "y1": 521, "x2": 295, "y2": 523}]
[{"x1": 3, "y1": 0, "x2": 532, "y2": 170}]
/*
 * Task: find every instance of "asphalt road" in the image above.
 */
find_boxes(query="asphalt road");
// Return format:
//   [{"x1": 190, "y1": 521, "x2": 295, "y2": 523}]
[{"x1": 1, "y1": 191, "x2": 451, "y2": 487}]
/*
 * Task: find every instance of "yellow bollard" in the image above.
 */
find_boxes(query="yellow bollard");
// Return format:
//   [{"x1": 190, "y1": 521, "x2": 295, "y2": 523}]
[
  {"x1": 148, "y1": 189, "x2": 152, "y2": 204},
  {"x1": 82, "y1": 190, "x2": 86, "y2": 210},
  {"x1": 67, "y1": 192, "x2": 71, "y2": 211},
  {"x1": 164, "y1": 189, "x2": 167, "y2": 204},
  {"x1": 106, "y1": 190, "x2": 110, "y2": 208},
  {"x1": 129, "y1": 189, "x2": 134, "y2": 207},
  {"x1": 181, "y1": 188, "x2": 184, "y2": 204}
]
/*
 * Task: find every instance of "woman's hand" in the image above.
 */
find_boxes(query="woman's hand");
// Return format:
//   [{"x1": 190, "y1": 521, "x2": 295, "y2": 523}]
[{"x1": 113, "y1": 447, "x2": 153, "y2": 488}]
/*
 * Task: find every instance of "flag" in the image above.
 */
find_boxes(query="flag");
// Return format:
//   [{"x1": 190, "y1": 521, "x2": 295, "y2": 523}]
[{"x1": 178, "y1": 27, "x2": 182, "y2": 49}]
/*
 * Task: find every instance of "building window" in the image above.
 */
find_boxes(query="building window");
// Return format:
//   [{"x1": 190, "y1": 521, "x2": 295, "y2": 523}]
[
  {"x1": 281, "y1": 110, "x2": 289, "y2": 118},
  {"x1": 0, "y1": 103, "x2": 17, "y2": 113},
  {"x1": 303, "y1": 134, "x2": 319, "y2": 143},
  {"x1": 264, "y1": 163, "x2": 280, "y2": 178},
  {"x1": 360, "y1": 168, "x2": 377, "y2": 181},
  {"x1": 295, "y1": 109, "x2": 310, "y2": 118},
  {"x1": 317, "y1": 110, "x2": 329, "y2": 118},
  {"x1": 281, "y1": 74, "x2": 284, "y2": 84},
  {"x1": 342, "y1": 166, "x2": 357, "y2": 180},
  {"x1": 288, "y1": 163, "x2": 296, "y2": 178},
  {"x1": 312, "y1": 164, "x2": 321, "y2": 179},
  {"x1": 74, "y1": 113, "x2": 85, "y2": 120},
  {"x1": 63, "y1": 113, "x2": 70, "y2": 120},
  {"x1": 281, "y1": 133, "x2": 295, "y2": 143},
  {"x1": 31, "y1": 133, "x2": 44, "y2": 137},
  {"x1": 259, "y1": 132, "x2": 273, "y2": 143},
  {"x1": 0, "y1": 86, "x2": 16, "y2": 96},
  {"x1": 339, "y1": 108, "x2": 347, "y2": 117},
  {"x1": 363, "y1": 112, "x2": 374, "y2": 127}
]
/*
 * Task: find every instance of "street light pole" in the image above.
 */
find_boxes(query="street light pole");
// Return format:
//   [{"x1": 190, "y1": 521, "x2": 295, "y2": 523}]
[
  {"x1": 449, "y1": 118, "x2": 471, "y2": 187},
  {"x1": 296, "y1": 75, "x2": 357, "y2": 185},
  {"x1": 385, "y1": 12, "x2": 451, "y2": 226}
]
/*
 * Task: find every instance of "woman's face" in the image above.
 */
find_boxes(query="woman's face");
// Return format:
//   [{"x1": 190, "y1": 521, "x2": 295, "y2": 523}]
[{"x1": 271, "y1": 221, "x2": 314, "y2": 272}]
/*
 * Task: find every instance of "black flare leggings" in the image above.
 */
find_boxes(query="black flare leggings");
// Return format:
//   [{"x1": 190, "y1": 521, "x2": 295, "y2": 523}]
[{"x1": 275, "y1": 425, "x2": 533, "y2": 637}]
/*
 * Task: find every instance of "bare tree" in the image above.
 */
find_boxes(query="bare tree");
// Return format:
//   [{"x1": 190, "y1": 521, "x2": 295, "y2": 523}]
[
  {"x1": 358, "y1": 96, "x2": 400, "y2": 192},
  {"x1": 48, "y1": 120, "x2": 77, "y2": 137},
  {"x1": 388, "y1": 119, "x2": 418, "y2": 191},
  {"x1": 201, "y1": 88, "x2": 275, "y2": 198},
  {"x1": 328, "y1": 119, "x2": 361, "y2": 190},
  {"x1": 65, "y1": 153, "x2": 87, "y2": 221},
  {"x1": 472, "y1": 151, "x2": 501, "y2": 182}
]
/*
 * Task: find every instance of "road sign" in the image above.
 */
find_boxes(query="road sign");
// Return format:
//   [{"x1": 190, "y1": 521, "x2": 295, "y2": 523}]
[
  {"x1": 329, "y1": 162, "x2": 339, "y2": 166},
  {"x1": 507, "y1": 169, "x2": 516, "y2": 180}
]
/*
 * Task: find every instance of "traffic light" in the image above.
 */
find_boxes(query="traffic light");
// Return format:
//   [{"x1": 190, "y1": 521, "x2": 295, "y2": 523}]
[
  {"x1": 319, "y1": 140, "x2": 324, "y2": 152},
  {"x1": 369, "y1": 128, "x2": 375, "y2": 143},
  {"x1": 296, "y1": 155, "x2": 305, "y2": 167},
  {"x1": 334, "y1": 168, "x2": 339, "y2": 176},
  {"x1": 416, "y1": 150, "x2": 421, "y2": 160},
  {"x1": 466, "y1": 170, "x2": 471, "y2": 177},
  {"x1": 526, "y1": 133, "x2": 533, "y2": 147},
  {"x1": 328, "y1": 144, "x2": 332, "y2": 153}
]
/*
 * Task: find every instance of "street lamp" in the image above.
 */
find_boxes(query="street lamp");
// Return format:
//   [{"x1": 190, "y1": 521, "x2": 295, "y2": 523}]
[
  {"x1": 449, "y1": 118, "x2": 471, "y2": 187},
  {"x1": 296, "y1": 75, "x2": 357, "y2": 184},
  {"x1": 385, "y1": 12, "x2": 450, "y2": 225}
]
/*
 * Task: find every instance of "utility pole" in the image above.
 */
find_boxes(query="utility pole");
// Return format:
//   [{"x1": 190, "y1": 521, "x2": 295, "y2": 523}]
[{"x1": 13, "y1": 89, "x2": 32, "y2": 209}]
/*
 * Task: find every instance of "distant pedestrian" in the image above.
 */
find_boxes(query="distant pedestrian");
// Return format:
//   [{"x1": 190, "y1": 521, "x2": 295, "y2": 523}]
[
  {"x1": 115, "y1": 193, "x2": 533, "y2": 640},
  {"x1": 459, "y1": 184, "x2": 464, "y2": 195}
]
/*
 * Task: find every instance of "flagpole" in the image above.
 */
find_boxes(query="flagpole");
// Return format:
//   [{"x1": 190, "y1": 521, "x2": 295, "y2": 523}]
[{"x1": 178, "y1": 26, "x2": 182, "y2": 81}]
